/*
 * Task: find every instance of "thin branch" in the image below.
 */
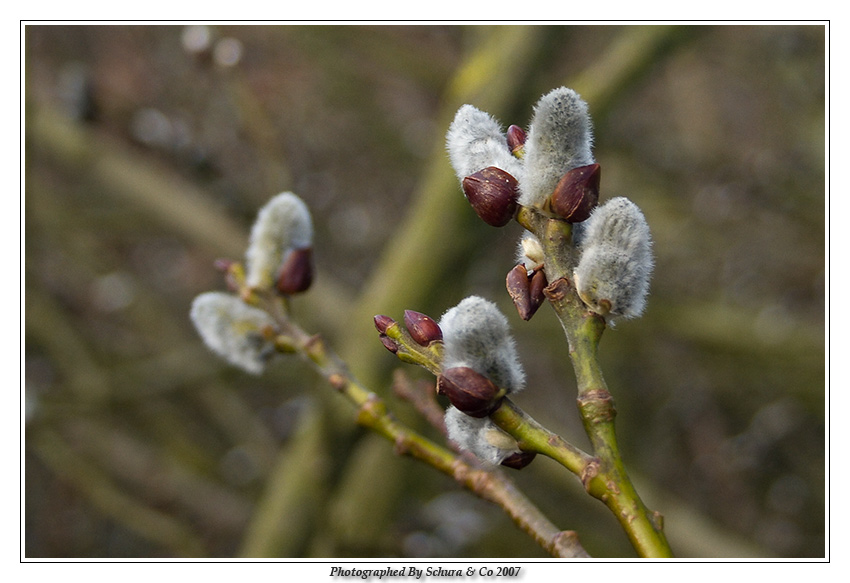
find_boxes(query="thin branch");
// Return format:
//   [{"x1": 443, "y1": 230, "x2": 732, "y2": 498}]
[{"x1": 255, "y1": 292, "x2": 590, "y2": 558}]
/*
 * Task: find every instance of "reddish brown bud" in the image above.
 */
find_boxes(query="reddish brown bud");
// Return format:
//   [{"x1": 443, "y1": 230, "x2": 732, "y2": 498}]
[
  {"x1": 506, "y1": 124, "x2": 527, "y2": 154},
  {"x1": 461, "y1": 166, "x2": 520, "y2": 227},
  {"x1": 379, "y1": 335, "x2": 399, "y2": 354},
  {"x1": 528, "y1": 268, "x2": 548, "y2": 317},
  {"x1": 549, "y1": 163, "x2": 601, "y2": 223},
  {"x1": 276, "y1": 248, "x2": 314, "y2": 295},
  {"x1": 506, "y1": 264, "x2": 547, "y2": 321},
  {"x1": 374, "y1": 314, "x2": 397, "y2": 335},
  {"x1": 403, "y1": 310, "x2": 442, "y2": 346},
  {"x1": 213, "y1": 258, "x2": 234, "y2": 272},
  {"x1": 506, "y1": 264, "x2": 533, "y2": 320},
  {"x1": 437, "y1": 366, "x2": 502, "y2": 418},
  {"x1": 500, "y1": 451, "x2": 537, "y2": 470}
]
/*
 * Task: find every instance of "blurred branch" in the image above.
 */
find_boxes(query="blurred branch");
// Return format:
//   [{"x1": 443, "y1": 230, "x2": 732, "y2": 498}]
[
  {"x1": 28, "y1": 107, "x2": 247, "y2": 259},
  {"x1": 328, "y1": 24, "x2": 694, "y2": 556},
  {"x1": 569, "y1": 25, "x2": 691, "y2": 120},
  {"x1": 26, "y1": 283, "x2": 111, "y2": 405},
  {"x1": 326, "y1": 26, "x2": 548, "y2": 556},
  {"x1": 340, "y1": 26, "x2": 547, "y2": 388},
  {"x1": 266, "y1": 300, "x2": 589, "y2": 558},
  {"x1": 193, "y1": 383, "x2": 279, "y2": 474},
  {"x1": 26, "y1": 105, "x2": 351, "y2": 329},
  {"x1": 61, "y1": 418, "x2": 253, "y2": 535},
  {"x1": 648, "y1": 478, "x2": 774, "y2": 558},
  {"x1": 30, "y1": 428, "x2": 207, "y2": 557},
  {"x1": 239, "y1": 401, "x2": 329, "y2": 557}
]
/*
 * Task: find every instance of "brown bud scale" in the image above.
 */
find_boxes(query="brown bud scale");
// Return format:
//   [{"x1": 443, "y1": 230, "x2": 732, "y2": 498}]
[
  {"x1": 549, "y1": 163, "x2": 601, "y2": 223},
  {"x1": 462, "y1": 166, "x2": 520, "y2": 227},
  {"x1": 506, "y1": 264, "x2": 548, "y2": 321},
  {"x1": 506, "y1": 264, "x2": 533, "y2": 321},
  {"x1": 506, "y1": 125, "x2": 527, "y2": 155},
  {"x1": 276, "y1": 247, "x2": 314, "y2": 295},
  {"x1": 374, "y1": 314, "x2": 396, "y2": 335},
  {"x1": 379, "y1": 335, "x2": 399, "y2": 354},
  {"x1": 437, "y1": 366, "x2": 502, "y2": 418},
  {"x1": 501, "y1": 451, "x2": 537, "y2": 470},
  {"x1": 403, "y1": 310, "x2": 443, "y2": 346},
  {"x1": 528, "y1": 269, "x2": 548, "y2": 317}
]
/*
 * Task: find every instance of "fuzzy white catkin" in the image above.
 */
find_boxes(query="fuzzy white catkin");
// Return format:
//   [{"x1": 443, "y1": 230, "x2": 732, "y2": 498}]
[
  {"x1": 446, "y1": 105, "x2": 524, "y2": 182},
  {"x1": 519, "y1": 87, "x2": 594, "y2": 208},
  {"x1": 190, "y1": 292, "x2": 276, "y2": 375},
  {"x1": 438, "y1": 296, "x2": 524, "y2": 393},
  {"x1": 245, "y1": 192, "x2": 313, "y2": 290},
  {"x1": 444, "y1": 406, "x2": 519, "y2": 465},
  {"x1": 573, "y1": 197, "x2": 653, "y2": 320}
]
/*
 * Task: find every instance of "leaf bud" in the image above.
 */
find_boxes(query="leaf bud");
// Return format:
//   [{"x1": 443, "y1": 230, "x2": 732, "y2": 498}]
[
  {"x1": 373, "y1": 314, "x2": 397, "y2": 335},
  {"x1": 549, "y1": 163, "x2": 600, "y2": 223},
  {"x1": 437, "y1": 366, "x2": 504, "y2": 418},
  {"x1": 529, "y1": 268, "x2": 547, "y2": 314},
  {"x1": 506, "y1": 264, "x2": 532, "y2": 320},
  {"x1": 506, "y1": 264, "x2": 548, "y2": 321},
  {"x1": 379, "y1": 335, "x2": 399, "y2": 354},
  {"x1": 461, "y1": 166, "x2": 520, "y2": 227},
  {"x1": 403, "y1": 309, "x2": 443, "y2": 346},
  {"x1": 506, "y1": 124, "x2": 527, "y2": 156},
  {"x1": 500, "y1": 451, "x2": 537, "y2": 470},
  {"x1": 275, "y1": 247, "x2": 314, "y2": 295}
]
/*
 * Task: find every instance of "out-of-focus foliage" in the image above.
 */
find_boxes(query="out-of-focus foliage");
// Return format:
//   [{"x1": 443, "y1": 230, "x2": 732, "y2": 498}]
[{"x1": 24, "y1": 24, "x2": 825, "y2": 558}]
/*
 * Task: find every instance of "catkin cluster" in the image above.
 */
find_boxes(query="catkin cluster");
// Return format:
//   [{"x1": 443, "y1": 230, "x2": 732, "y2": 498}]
[
  {"x1": 191, "y1": 191, "x2": 315, "y2": 374},
  {"x1": 438, "y1": 297, "x2": 527, "y2": 466},
  {"x1": 446, "y1": 86, "x2": 654, "y2": 323}
]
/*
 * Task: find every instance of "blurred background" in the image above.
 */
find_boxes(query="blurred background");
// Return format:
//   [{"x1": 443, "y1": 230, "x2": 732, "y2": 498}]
[{"x1": 24, "y1": 24, "x2": 825, "y2": 558}]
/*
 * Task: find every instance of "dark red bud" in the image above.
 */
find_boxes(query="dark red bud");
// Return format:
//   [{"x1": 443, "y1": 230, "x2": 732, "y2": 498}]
[
  {"x1": 276, "y1": 247, "x2": 314, "y2": 295},
  {"x1": 549, "y1": 163, "x2": 601, "y2": 223},
  {"x1": 528, "y1": 269, "x2": 548, "y2": 318},
  {"x1": 461, "y1": 166, "x2": 520, "y2": 227},
  {"x1": 506, "y1": 264, "x2": 533, "y2": 321},
  {"x1": 507, "y1": 264, "x2": 548, "y2": 321},
  {"x1": 374, "y1": 314, "x2": 397, "y2": 335},
  {"x1": 437, "y1": 366, "x2": 502, "y2": 418},
  {"x1": 403, "y1": 310, "x2": 442, "y2": 346},
  {"x1": 213, "y1": 258, "x2": 234, "y2": 272},
  {"x1": 379, "y1": 335, "x2": 399, "y2": 354},
  {"x1": 500, "y1": 451, "x2": 537, "y2": 470},
  {"x1": 506, "y1": 125, "x2": 527, "y2": 154}
]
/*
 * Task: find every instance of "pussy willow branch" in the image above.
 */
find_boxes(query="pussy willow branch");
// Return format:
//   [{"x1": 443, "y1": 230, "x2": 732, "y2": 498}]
[
  {"x1": 250, "y1": 290, "x2": 589, "y2": 558},
  {"x1": 384, "y1": 294, "x2": 669, "y2": 557},
  {"x1": 529, "y1": 211, "x2": 673, "y2": 558}
]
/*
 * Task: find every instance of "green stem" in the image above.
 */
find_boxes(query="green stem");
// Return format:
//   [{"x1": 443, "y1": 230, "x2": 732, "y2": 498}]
[
  {"x1": 374, "y1": 288, "x2": 670, "y2": 557},
  {"x1": 490, "y1": 399, "x2": 593, "y2": 479},
  {"x1": 544, "y1": 277, "x2": 673, "y2": 558},
  {"x1": 264, "y1": 299, "x2": 589, "y2": 558}
]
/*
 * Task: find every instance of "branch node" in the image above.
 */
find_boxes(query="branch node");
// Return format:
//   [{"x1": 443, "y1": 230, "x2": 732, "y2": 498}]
[
  {"x1": 552, "y1": 530, "x2": 591, "y2": 558},
  {"x1": 543, "y1": 277, "x2": 571, "y2": 302},
  {"x1": 393, "y1": 434, "x2": 410, "y2": 456},
  {"x1": 580, "y1": 458, "x2": 601, "y2": 491},
  {"x1": 577, "y1": 389, "x2": 616, "y2": 424},
  {"x1": 328, "y1": 373, "x2": 347, "y2": 392}
]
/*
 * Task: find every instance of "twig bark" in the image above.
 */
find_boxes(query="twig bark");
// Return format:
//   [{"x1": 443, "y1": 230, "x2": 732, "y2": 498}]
[{"x1": 259, "y1": 292, "x2": 591, "y2": 558}]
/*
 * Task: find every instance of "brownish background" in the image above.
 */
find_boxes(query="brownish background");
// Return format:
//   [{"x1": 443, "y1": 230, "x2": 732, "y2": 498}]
[{"x1": 24, "y1": 24, "x2": 825, "y2": 558}]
